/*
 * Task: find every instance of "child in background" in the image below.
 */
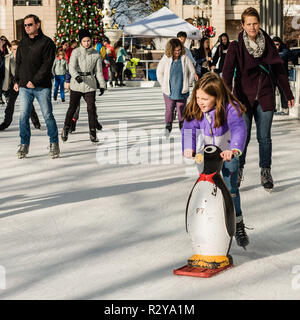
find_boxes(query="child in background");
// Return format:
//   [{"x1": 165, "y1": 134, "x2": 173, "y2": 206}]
[
  {"x1": 181, "y1": 72, "x2": 249, "y2": 249},
  {"x1": 52, "y1": 50, "x2": 68, "y2": 102},
  {"x1": 95, "y1": 39, "x2": 110, "y2": 89},
  {"x1": 0, "y1": 40, "x2": 40, "y2": 130}
]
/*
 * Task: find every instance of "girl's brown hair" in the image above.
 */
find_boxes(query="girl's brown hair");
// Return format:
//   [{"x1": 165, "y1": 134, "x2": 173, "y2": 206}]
[
  {"x1": 184, "y1": 72, "x2": 246, "y2": 128},
  {"x1": 165, "y1": 38, "x2": 185, "y2": 58},
  {"x1": 10, "y1": 40, "x2": 20, "y2": 47},
  {"x1": 241, "y1": 7, "x2": 260, "y2": 24}
]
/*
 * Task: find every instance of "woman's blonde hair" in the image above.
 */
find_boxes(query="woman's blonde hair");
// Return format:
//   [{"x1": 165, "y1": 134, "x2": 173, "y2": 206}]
[
  {"x1": 165, "y1": 38, "x2": 185, "y2": 58},
  {"x1": 184, "y1": 72, "x2": 246, "y2": 128}
]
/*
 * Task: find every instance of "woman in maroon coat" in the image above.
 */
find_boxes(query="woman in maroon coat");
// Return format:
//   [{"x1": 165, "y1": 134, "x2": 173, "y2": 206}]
[{"x1": 222, "y1": 7, "x2": 294, "y2": 192}]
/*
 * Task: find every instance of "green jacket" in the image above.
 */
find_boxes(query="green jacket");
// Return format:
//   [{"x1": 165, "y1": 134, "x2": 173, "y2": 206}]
[{"x1": 116, "y1": 47, "x2": 127, "y2": 63}]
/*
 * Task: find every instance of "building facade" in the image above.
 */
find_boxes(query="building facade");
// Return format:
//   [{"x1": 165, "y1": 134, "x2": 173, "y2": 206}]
[
  {"x1": 169, "y1": 0, "x2": 260, "y2": 41},
  {"x1": 0, "y1": 0, "x2": 57, "y2": 41}
]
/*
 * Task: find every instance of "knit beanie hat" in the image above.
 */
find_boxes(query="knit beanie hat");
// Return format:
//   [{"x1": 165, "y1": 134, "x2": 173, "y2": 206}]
[{"x1": 78, "y1": 29, "x2": 92, "y2": 43}]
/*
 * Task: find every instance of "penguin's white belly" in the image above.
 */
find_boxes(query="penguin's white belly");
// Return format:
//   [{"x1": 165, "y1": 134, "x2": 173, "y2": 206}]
[{"x1": 187, "y1": 181, "x2": 231, "y2": 256}]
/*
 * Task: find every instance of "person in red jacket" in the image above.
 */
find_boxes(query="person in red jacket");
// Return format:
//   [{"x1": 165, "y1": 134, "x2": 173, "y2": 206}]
[
  {"x1": 65, "y1": 40, "x2": 78, "y2": 64},
  {"x1": 103, "y1": 37, "x2": 117, "y2": 87},
  {"x1": 222, "y1": 7, "x2": 294, "y2": 192}
]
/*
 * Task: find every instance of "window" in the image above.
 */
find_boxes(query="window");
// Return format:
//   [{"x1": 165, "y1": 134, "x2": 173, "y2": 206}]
[
  {"x1": 14, "y1": 0, "x2": 42, "y2": 5},
  {"x1": 183, "y1": 0, "x2": 210, "y2": 4},
  {"x1": 231, "y1": 0, "x2": 259, "y2": 4},
  {"x1": 183, "y1": 0, "x2": 197, "y2": 5}
]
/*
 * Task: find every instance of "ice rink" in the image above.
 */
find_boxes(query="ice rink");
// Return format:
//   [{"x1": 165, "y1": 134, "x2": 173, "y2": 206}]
[{"x1": 0, "y1": 86, "x2": 300, "y2": 299}]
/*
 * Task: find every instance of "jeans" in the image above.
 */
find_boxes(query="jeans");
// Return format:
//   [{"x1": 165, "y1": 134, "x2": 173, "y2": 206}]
[
  {"x1": 1, "y1": 84, "x2": 40, "y2": 128},
  {"x1": 222, "y1": 157, "x2": 242, "y2": 217},
  {"x1": 19, "y1": 87, "x2": 58, "y2": 145},
  {"x1": 54, "y1": 75, "x2": 65, "y2": 100},
  {"x1": 239, "y1": 103, "x2": 274, "y2": 169}
]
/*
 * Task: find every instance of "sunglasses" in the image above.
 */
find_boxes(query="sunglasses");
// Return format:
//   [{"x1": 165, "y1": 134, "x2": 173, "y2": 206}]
[
  {"x1": 24, "y1": 23, "x2": 33, "y2": 27},
  {"x1": 0, "y1": 38, "x2": 6, "y2": 41}
]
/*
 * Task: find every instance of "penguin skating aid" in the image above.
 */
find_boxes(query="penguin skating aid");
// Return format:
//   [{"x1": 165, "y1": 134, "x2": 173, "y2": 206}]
[{"x1": 174, "y1": 145, "x2": 235, "y2": 278}]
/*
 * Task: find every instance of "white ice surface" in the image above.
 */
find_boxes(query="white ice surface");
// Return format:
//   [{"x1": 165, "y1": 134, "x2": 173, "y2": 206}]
[{"x1": 0, "y1": 87, "x2": 300, "y2": 300}]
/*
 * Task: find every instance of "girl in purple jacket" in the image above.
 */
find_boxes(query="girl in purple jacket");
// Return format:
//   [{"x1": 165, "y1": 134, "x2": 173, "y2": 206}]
[{"x1": 182, "y1": 72, "x2": 249, "y2": 249}]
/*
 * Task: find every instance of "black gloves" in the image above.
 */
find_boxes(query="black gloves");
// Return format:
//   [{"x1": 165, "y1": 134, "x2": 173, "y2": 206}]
[
  {"x1": 75, "y1": 76, "x2": 83, "y2": 84},
  {"x1": 99, "y1": 88, "x2": 105, "y2": 96}
]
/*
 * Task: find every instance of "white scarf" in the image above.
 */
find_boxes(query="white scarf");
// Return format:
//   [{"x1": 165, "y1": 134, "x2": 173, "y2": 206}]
[{"x1": 243, "y1": 30, "x2": 265, "y2": 58}]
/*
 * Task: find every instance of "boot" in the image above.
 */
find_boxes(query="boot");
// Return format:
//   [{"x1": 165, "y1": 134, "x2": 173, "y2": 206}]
[
  {"x1": 49, "y1": 142, "x2": 60, "y2": 158},
  {"x1": 235, "y1": 219, "x2": 249, "y2": 250},
  {"x1": 69, "y1": 119, "x2": 77, "y2": 133},
  {"x1": 17, "y1": 144, "x2": 29, "y2": 159},
  {"x1": 261, "y1": 167, "x2": 273, "y2": 191},
  {"x1": 61, "y1": 125, "x2": 69, "y2": 142},
  {"x1": 89, "y1": 129, "x2": 99, "y2": 143}
]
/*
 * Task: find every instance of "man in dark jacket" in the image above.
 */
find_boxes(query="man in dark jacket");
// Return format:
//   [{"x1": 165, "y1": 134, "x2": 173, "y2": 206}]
[
  {"x1": 273, "y1": 36, "x2": 292, "y2": 113},
  {"x1": 222, "y1": 7, "x2": 294, "y2": 193},
  {"x1": 14, "y1": 14, "x2": 59, "y2": 159}
]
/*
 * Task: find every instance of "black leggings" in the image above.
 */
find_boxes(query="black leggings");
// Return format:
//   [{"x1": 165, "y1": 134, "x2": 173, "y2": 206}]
[
  {"x1": 116, "y1": 62, "x2": 124, "y2": 84},
  {"x1": 64, "y1": 90, "x2": 96, "y2": 130}
]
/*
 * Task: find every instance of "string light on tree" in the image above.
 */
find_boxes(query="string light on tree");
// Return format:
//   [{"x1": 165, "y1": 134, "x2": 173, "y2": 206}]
[{"x1": 55, "y1": 0, "x2": 104, "y2": 46}]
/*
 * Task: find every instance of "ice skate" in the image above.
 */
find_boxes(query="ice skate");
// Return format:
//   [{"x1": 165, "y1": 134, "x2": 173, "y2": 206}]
[
  {"x1": 0, "y1": 123, "x2": 8, "y2": 131},
  {"x1": 69, "y1": 120, "x2": 77, "y2": 133},
  {"x1": 17, "y1": 144, "x2": 29, "y2": 159},
  {"x1": 164, "y1": 122, "x2": 172, "y2": 138},
  {"x1": 235, "y1": 219, "x2": 249, "y2": 250},
  {"x1": 96, "y1": 120, "x2": 102, "y2": 131},
  {"x1": 261, "y1": 167, "x2": 273, "y2": 192},
  {"x1": 49, "y1": 142, "x2": 60, "y2": 159},
  {"x1": 237, "y1": 167, "x2": 244, "y2": 188},
  {"x1": 90, "y1": 129, "x2": 99, "y2": 144},
  {"x1": 61, "y1": 125, "x2": 69, "y2": 142}
]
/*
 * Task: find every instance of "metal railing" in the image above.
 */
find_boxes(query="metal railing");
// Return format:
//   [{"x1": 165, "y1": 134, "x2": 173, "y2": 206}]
[
  {"x1": 276, "y1": 65, "x2": 300, "y2": 118},
  {"x1": 140, "y1": 60, "x2": 160, "y2": 81}
]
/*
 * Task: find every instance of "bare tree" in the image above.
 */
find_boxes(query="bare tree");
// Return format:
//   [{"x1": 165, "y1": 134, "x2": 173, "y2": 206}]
[{"x1": 109, "y1": 0, "x2": 168, "y2": 28}]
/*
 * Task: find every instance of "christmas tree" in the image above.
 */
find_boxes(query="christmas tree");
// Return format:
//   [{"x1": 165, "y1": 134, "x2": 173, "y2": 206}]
[{"x1": 55, "y1": 0, "x2": 104, "y2": 46}]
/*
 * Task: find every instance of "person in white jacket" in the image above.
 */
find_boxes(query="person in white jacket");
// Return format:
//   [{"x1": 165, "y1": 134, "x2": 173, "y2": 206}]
[
  {"x1": 61, "y1": 29, "x2": 106, "y2": 143},
  {"x1": 156, "y1": 38, "x2": 195, "y2": 135}
]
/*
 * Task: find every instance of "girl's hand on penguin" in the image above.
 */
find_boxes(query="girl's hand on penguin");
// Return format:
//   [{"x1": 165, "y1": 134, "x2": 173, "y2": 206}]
[
  {"x1": 184, "y1": 149, "x2": 195, "y2": 159},
  {"x1": 220, "y1": 150, "x2": 233, "y2": 162}
]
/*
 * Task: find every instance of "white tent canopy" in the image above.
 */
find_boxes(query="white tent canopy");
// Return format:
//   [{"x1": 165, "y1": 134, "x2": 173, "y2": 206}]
[{"x1": 123, "y1": 7, "x2": 200, "y2": 40}]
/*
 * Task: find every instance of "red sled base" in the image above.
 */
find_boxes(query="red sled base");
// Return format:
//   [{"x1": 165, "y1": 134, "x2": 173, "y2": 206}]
[{"x1": 173, "y1": 264, "x2": 233, "y2": 278}]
